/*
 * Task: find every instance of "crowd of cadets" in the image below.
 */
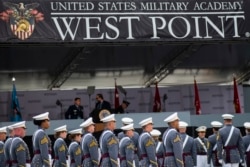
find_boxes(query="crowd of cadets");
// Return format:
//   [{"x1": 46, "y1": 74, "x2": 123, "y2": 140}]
[{"x1": 0, "y1": 112, "x2": 249, "y2": 167}]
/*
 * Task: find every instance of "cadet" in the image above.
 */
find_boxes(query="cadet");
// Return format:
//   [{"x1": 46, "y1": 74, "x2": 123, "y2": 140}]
[
  {"x1": 31, "y1": 112, "x2": 52, "y2": 167},
  {"x1": 194, "y1": 126, "x2": 208, "y2": 167},
  {"x1": 4, "y1": 125, "x2": 14, "y2": 167},
  {"x1": 53, "y1": 125, "x2": 68, "y2": 167},
  {"x1": 138, "y1": 117, "x2": 157, "y2": 167},
  {"x1": 178, "y1": 121, "x2": 196, "y2": 167},
  {"x1": 68, "y1": 128, "x2": 82, "y2": 167},
  {"x1": 118, "y1": 117, "x2": 139, "y2": 167},
  {"x1": 162, "y1": 112, "x2": 183, "y2": 167},
  {"x1": 119, "y1": 123, "x2": 135, "y2": 167},
  {"x1": 217, "y1": 114, "x2": 245, "y2": 167},
  {"x1": 99, "y1": 114, "x2": 119, "y2": 167},
  {"x1": 9, "y1": 121, "x2": 31, "y2": 167},
  {"x1": 150, "y1": 129, "x2": 164, "y2": 167},
  {"x1": 207, "y1": 121, "x2": 222, "y2": 167},
  {"x1": 243, "y1": 122, "x2": 250, "y2": 167},
  {"x1": 0, "y1": 127, "x2": 7, "y2": 167},
  {"x1": 80, "y1": 117, "x2": 99, "y2": 167}
]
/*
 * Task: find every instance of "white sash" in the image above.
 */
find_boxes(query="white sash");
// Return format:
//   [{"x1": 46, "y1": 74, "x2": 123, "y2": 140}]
[
  {"x1": 213, "y1": 143, "x2": 217, "y2": 151},
  {"x1": 139, "y1": 132, "x2": 150, "y2": 150},
  {"x1": 68, "y1": 141, "x2": 78, "y2": 165},
  {"x1": 156, "y1": 142, "x2": 162, "y2": 153},
  {"x1": 100, "y1": 130, "x2": 112, "y2": 152},
  {"x1": 163, "y1": 129, "x2": 175, "y2": 148},
  {"x1": 246, "y1": 143, "x2": 250, "y2": 152},
  {"x1": 32, "y1": 129, "x2": 43, "y2": 148},
  {"x1": 119, "y1": 137, "x2": 130, "y2": 148},
  {"x1": 81, "y1": 133, "x2": 92, "y2": 150},
  {"x1": 182, "y1": 135, "x2": 189, "y2": 149},
  {"x1": 9, "y1": 137, "x2": 22, "y2": 160},
  {"x1": 197, "y1": 137, "x2": 207, "y2": 153},
  {"x1": 224, "y1": 126, "x2": 235, "y2": 147}
]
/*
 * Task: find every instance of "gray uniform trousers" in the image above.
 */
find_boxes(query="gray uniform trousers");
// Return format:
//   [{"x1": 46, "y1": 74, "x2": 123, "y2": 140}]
[
  {"x1": 242, "y1": 133, "x2": 250, "y2": 167},
  {"x1": 81, "y1": 132, "x2": 99, "y2": 167},
  {"x1": 118, "y1": 131, "x2": 140, "y2": 167},
  {"x1": 10, "y1": 137, "x2": 31, "y2": 167},
  {"x1": 138, "y1": 131, "x2": 157, "y2": 167},
  {"x1": 0, "y1": 141, "x2": 5, "y2": 167},
  {"x1": 68, "y1": 141, "x2": 82, "y2": 167},
  {"x1": 31, "y1": 129, "x2": 51, "y2": 167},
  {"x1": 99, "y1": 129, "x2": 119, "y2": 167},
  {"x1": 217, "y1": 125, "x2": 245, "y2": 165},
  {"x1": 162, "y1": 128, "x2": 184, "y2": 167},
  {"x1": 180, "y1": 133, "x2": 196, "y2": 167},
  {"x1": 53, "y1": 138, "x2": 68, "y2": 167},
  {"x1": 207, "y1": 133, "x2": 221, "y2": 167}
]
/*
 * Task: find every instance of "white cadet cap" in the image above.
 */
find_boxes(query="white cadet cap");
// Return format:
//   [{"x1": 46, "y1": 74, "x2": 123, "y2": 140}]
[
  {"x1": 121, "y1": 117, "x2": 133, "y2": 124},
  {"x1": 150, "y1": 129, "x2": 161, "y2": 136},
  {"x1": 179, "y1": 121, "x2": 188, "y2": 128},
  {"x1": 69, "y1": 128, "x2": 82, "y2": 135},
  {"x1": 222, "y1": 114, "x2": 234, "y2": 120},
  {"x1": 0, "y1": 126, "x2": 7, "y2": 133},
  {"x1": 7, "y1": 125, "x2": 13, "y2": 130},
  {"x1": 54, "y1": 125, "x2": 67, "y2": 132},
  {"x1": 33, "y1": 112, "x2": 49, "y2": 120},
  {"x1": 121, "y1": 123, "x2": 134, "y2": 131},
  {"x1": 196, "y1": 126, "x2": 207, "y2": 132},
  {"x1": 80, "y1": 117, "x2": 95, "y2": 128},
  {"x1": 100, "y1": 114, "x2": 116, "y2": 122},
  {"x1": 139, "y1": 117, "x2": 153, "y2": 127},
  {"x1": 11, "y1": 121, "x2": 26, "y2": 129},
  {"x1": 244, "y1": 122, "x2": 250, "y2": 129},
  {"x1": 164, "y1": 112, "x2": 179, "y2": 123},
  {"x1": 211, "y1": 121, "x2": 223, "y2": 128}
]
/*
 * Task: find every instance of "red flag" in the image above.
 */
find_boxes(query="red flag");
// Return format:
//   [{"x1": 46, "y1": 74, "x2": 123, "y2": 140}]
[
  {"x1": 153, "y1": 83, "x2": 161, "y2": 112},
  {"x1": 114, "y1": 80, "x2": 120, "y2": 109},
  {"x1": 194, "y1": 79, "x2": 201, "y2": 115},
  {"x1": 233, "y1": 77, "x2": 241, "y2": 113}
]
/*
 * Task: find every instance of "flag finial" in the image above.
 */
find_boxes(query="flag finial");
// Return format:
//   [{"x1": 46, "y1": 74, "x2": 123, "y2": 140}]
[{"x1": 12, "y1": 77, "x2": 15, "y2": 82}]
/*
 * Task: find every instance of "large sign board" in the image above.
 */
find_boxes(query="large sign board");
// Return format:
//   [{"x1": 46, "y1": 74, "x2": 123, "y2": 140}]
[{"x1": 0, "y1": 0, "x2": 249, "y2": 42}]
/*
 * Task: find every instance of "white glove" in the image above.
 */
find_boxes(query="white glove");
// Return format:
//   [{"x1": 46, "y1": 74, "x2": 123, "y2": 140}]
[
  {"x1": 26, "y1": 163, "x2": 31, "y2": 167},
  {"x1": 218, "y1": 159, "x2": 223, "y2": 164},
  {"x1": 241, "y1": 162, "x2": 245, "y2": 166}
]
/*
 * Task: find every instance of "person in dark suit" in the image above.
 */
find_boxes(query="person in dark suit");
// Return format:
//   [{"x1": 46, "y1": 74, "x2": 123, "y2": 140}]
[
  {"x1": 65, "y1": 97, "x2": 84, "y2": 119},
  {"x1": 114, "y1": 100, "x2": 130, "y2": 114},
  {"x1": 95, "y1": 94, "x2": 111, "y2": 111}
]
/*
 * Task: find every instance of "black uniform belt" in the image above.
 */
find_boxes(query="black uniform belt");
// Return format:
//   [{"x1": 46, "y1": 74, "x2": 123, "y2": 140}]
[
  {"x1": 246, "y1": 151, "x2": 250, "y2": 167},
  {"x1": 165, "y1": 152, "x2": 174, "y2": 157},
  {"x1": 5, "y1": 160, "x2": 12, "y2": 165},
  {"x1": 140, "y1": 154, "x2": 148, "y2": 159},
  {"x1": 223, "y1": 145, "x2": 237, "y2": 163},
  {"x1": 71, "y1": 159, "x2": 75, "y2": 163},
  {"x1": 34, "y1": 150, "x2": 52, "y2": 154},
  {"x1": 183, "y1": 152, "x2": 191, "y2": 156},
  {"x1": 211, "y1": 150, "x2": 220, "y2": 166},
  {"x1": 12, "y1": 160, "x2": 31, "y2": 163},
  {"x1": 83, "y1": 154, "x2": 90, "y2": 159},
  {"x1": 120, "y1": 157, "x2": 126, "y2": 161},
  {"x1": 157, "y1": 155, "x2": 164, "y2": 159},
  {"x1": 101, "y1": 153, "x2": 110, "y2": 158},
  {"x1": 197, "y1": 152, "x2": 207, "y2": 155}
]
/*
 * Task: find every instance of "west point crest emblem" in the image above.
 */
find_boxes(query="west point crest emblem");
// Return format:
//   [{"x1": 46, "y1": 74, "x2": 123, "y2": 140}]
[{"x1": 0, "y1": 2, "x2": 44, "y2": 40}]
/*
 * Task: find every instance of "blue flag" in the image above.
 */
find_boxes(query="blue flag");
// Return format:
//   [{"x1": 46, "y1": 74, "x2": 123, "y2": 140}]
[
  {"x1": 11, "y1": 83, "x2": 22, "y2": 121},
  {"x1": 11, "y1": 83, "x2": 20, "y2": 112}
]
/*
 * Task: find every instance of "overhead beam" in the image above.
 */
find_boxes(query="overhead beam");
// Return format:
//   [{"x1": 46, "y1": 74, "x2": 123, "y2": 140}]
[
  {"x1": 47, "y1": 47, "x2": 94, "y2": 89},
  {"x1": 144, "y1": 44, "x2": 202, "y2": 87}
]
